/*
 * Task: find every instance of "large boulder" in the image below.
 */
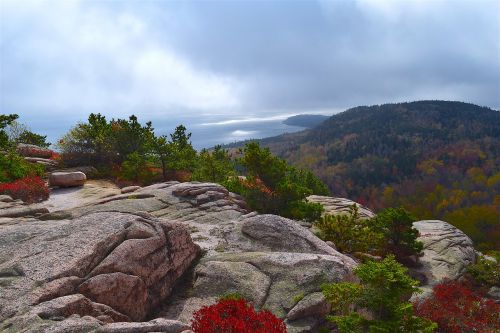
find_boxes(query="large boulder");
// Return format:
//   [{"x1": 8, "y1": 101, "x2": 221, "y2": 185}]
[
  {"x1": 162, "y1": 251, "x2": 355, "y2": 326},
  {"x1": 49, "y1": 171, "x2": 87, "y2": 187},
  {"x1": 412, "y1": 220, "x2": 476, "y2": 288},
  {"x1": 0, "y1": 211, "x2": 200, "y2": 331}
]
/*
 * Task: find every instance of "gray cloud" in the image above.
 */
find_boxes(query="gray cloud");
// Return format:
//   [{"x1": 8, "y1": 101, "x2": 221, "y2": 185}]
[{"x1": 1, "y1": 0, "x2": 499, "y2": 143}]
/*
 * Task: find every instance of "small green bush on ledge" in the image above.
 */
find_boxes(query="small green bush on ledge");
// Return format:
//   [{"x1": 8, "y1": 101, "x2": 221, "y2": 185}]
[
  {"x1": 322, "y1": 255, "x2": 437, "y2": 333},
  {"x1": 314, "y1": 205, "x2": 423, "y2": 263}
]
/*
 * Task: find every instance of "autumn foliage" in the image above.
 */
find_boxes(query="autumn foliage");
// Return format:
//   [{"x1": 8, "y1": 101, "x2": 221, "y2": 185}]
[
  {"x1": 17, "y1": 146, "x2": 55, "y2": 159},
  {"x1": 414, "y1": 280, "x2": 500, "y2": 333},
  {"x1": 0, "y1": 176, "x2": 49, "y2": 203},
  {"x1": 191, "y1": 299, "x2": 287, "y2": 333}
]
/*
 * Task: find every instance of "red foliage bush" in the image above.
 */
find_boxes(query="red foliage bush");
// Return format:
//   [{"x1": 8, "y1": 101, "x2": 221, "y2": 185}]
[
  {"x1": 191, "y1": 299, "x2": 287, "y2": 333},
  {"x1": 49, "y1": 151, "x2": 61, "y2": 160},
  {"x1": 0, "y1": 176, "x2": 49, "y2": 203},
  {"x1": 414, "y1": 280, "x2": 500, "y2": 333}
]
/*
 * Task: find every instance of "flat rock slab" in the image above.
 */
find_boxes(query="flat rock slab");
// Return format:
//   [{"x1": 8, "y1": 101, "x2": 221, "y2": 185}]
[
  {"x1": 44, "y1": 180, "x2": 121, "y2": 212},
  {"x1": 307, "y1": 195, "x2": 375, "y2": 219}
]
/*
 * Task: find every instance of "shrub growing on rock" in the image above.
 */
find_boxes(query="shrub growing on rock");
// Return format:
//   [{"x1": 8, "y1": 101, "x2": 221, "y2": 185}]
[
  {"x1": 226, "y1": 142, "x2": 327, "y2": 222},
  {"x1": 0, "y1": 151, "x2": 45, "y2": 183},
  {"x1": 0, "y1": 176, "x2": 49, "y2": 203},
  {"x1": 191, "y1": 298, "x2": 287, "y2": 333},
  {"x1": 322, "y1": 255, "x2": 437, "y2": 333},
  {"x1": 465, "y1": 255, "x2": 500, "y2": 289},
  {"x1": 414, "y1": 280, "x2": 500, "y2": 333},
  {"x1": 369, "y1": 207, "x2": 423, "y2": 262},
  {"x1": 315, "y1": 205, "x2": 384, "y2": 254}
]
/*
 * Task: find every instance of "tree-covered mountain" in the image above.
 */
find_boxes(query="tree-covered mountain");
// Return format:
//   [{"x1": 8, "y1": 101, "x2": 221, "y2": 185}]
[
  {"x1": 282, "y1": 114, "x2": 329, "y2": 128},
  {"x1": 257, "y1": 101, "x2": 500, "y2": 250}
]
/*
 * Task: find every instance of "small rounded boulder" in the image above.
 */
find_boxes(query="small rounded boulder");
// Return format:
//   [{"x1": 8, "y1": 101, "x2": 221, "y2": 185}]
[{"x1": 49, "y1": 171, "x2": 87, "y2": 187}]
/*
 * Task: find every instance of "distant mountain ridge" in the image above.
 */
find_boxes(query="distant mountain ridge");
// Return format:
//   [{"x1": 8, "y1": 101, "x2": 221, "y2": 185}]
[
  {"x1": 253, "y1": 100, "x2": 500, "y2": 250},
  {"x1": 282, "y1": 114, "x2": 330, "y2": 128}
]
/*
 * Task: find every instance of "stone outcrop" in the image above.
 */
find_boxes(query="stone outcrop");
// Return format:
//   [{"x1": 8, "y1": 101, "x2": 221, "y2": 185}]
[
  {"x1": 24, "y1": 157, "x2": 59, "y2": 171},
  {"x1": 17, "y1": 143, "x2": 53, "y2": 158},
  {"x1": 0, "y1": 194, "x2": 49, "y2": 220},
  {"x1": 5, "y1": 182, "x2": 477, "y2": 332},
  {"x1": 412, "y1": 220, "x2": 476, "y2": 288},
  {"x1": 307, "y1": 195, "x2": 375, "y2": 219},
  {"x1": 309, "y1": 198, "x2": 478, "y2": 297},
  {"x1": 49, "y1": 171, "x2": 87, "y2": 187},
  {"x1": 1, "y1": 181, "x2": 357, "y2": 332},
  {"x1": 0, "y1": 210, "x2": 200, "y2": 332},
  {"x1": 16, "y1": 143, "x2": 59, "y2": 171}
]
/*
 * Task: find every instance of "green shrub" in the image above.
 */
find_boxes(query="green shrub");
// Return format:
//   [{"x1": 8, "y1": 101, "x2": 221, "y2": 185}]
[
  {"x1": 226, "y1": 142, "x2": 327, "y2": 222},
  {"x1": 0, "y1": 150, "x2": 44, "y2": 183},
  {"x1": 219, "y1": 292, "x2": 244, "y2": 301},
  {"x1": 370, "y1": 207, "x2": 423, "y2": 261},
  {"x1": 192, "y1": 145, "x2": 235, "y2": 183},
  {"x1": 315, "y1": 205, "x2": 384, "y2": 254},
  {"x1": 466, "y1": 255, "x2": 500, "y2": 288},
  {"x1": 322, "y1": 255, "x2": 437, "y2": 333},
  {"x1": 119, "y1": 152, "x2": 155, "y2": 184},
  {"x1": 1, "y1": 114, "x2": 18, "y2": 149}
]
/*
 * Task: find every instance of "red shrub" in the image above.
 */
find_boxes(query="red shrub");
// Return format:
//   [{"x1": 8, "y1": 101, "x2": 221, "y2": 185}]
[
  {"x1": 414, "y1": 280, "x2": 500, "y2": 333},
  {"x1": 191, "y1": 299, "x2": 287, "y2": 333},
  {"x1": 49, "y1": 151, "x2": 61, "y2": 160},
  {"x1": 0, "y1": 176, "x2": 49, "y2": 203}
]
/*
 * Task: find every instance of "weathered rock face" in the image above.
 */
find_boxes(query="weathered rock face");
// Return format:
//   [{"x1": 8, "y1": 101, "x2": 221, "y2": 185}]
[
  {"x1": 412, "y1": 220, "x2": 476, "y2": 288},
  {"x1": 0, "y1": 194, "x2": 49, "y2": 220},
  {"x1": 162, "y1": 251, "x2": 354, "y2": 324},
  {"x1": 17, "y1": 143, "x2": 53, "y2": 158},
  {"x1": 24, "y1": 157, "x2": 59, "y2": 171},
  {"x1": 308, "y1": 198, "x2": 478, "y2": 299},
  {"x1": 121, "y1": 185, "x2": 141, "y2": 194},
  {"x1": 0, "y1": 210, "x2": 200, "y2": 332},
  {"x1": 307, "y1": 195, "x2": 375, "y2": 219},
  {"x1": 1, "y1": 182, "x2": 359, "y2": 333},
  {"x1": 49, "y1": 171, "x2": 87, "y2": 187}
]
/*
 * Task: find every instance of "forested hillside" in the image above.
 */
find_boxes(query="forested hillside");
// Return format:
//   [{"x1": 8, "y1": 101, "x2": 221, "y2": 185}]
[
  {"x1": 258, "y1": 101, "x2": 500, "y2": 250},
  {"x1": 282, "y1": 114, "x2": 329, "y2": 128}
]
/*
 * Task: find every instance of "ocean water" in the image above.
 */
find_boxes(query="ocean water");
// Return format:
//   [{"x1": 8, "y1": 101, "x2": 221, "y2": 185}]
[
  {"x1": 189, "y1": 120, "x2": 306, "y2": 149},
  {"x1": 151, "y1": 114, "x2": 308, "y2": 149}
]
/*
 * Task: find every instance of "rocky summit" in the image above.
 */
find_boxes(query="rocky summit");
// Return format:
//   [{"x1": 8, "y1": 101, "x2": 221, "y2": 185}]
[{"x1": 0, "y1": 181, "x2": 478, "y2": 333}]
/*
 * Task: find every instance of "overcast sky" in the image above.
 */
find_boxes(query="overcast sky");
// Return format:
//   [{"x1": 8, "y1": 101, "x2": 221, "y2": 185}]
[{"x1": 1, "y1": 0, "x2": 499, "y2": 144}]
